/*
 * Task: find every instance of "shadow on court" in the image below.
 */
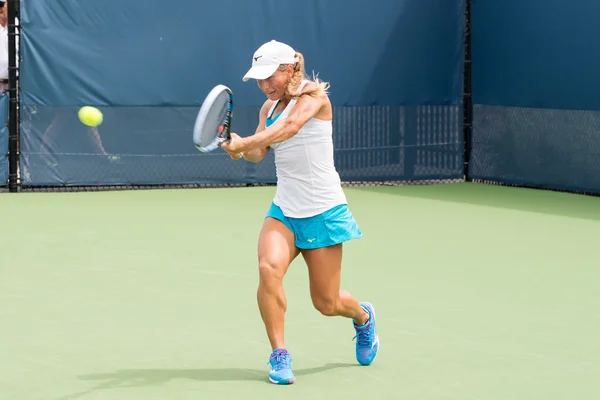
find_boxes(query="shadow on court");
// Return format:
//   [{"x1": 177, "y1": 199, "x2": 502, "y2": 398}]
[
  {"x1": 353, "y1": 182, "x2": 600, "y2": 221},
  {"x1": 53, "y1": 363, "x2": 358, "y2": 400}
]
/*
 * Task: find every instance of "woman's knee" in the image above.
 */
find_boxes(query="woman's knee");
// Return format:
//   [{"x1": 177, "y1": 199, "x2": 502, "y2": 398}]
[
  {"x1": 257, "y1": 218, "x2": 298, "y2": 287},
  {"x1": 258, "y1": 260, "x2": 286, "y2": 286},
  {"x1": 311, "y1": 295, "x2": 339, "y2": 316}
]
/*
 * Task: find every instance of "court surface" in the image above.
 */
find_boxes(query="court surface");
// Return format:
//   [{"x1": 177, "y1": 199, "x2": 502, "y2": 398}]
[{"x1": 1, "y1": 182, "x2": 598, "y2": 400}]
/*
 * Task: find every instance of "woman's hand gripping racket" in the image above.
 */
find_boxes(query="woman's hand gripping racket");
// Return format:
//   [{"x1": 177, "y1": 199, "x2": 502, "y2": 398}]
[{"x1": 193, "y1": 85, "x2": 235, "y2": 153}]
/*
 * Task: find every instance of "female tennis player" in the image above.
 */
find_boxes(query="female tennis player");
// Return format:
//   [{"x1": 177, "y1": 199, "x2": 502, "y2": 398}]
[{"x1": 221, "y1": 40, "x2": 379, "y2": 385}]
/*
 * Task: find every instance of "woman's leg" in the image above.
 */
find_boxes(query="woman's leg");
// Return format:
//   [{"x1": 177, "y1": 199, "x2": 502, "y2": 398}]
[
  {"x1": 257, "y1": 217, "x2": 300, "y2": 384},
  {"x1": 257, "y1": 217, "x2": 299, "y2": 350},
  {"x1": 302, "y1": 244, "x2": 379, "y2": 365},
  {"x1": 302, "y1": 244, "x2": 367, "y2": 323}
]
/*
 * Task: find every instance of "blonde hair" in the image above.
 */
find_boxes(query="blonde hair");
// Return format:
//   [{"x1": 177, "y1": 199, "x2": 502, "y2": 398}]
[{"x1": 279, "y1": 52, "x2": 330, "y2": 100}]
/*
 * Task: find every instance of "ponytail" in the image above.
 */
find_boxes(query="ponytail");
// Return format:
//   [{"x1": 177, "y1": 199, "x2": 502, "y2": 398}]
[{"x1": 280, "y1": 52, "x2": 330, "y2": 99}]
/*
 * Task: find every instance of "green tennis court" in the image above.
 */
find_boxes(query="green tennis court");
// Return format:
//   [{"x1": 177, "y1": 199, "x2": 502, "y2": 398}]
[{"x1": 1, "y1": 182, "x2": 598, "y2": 400}]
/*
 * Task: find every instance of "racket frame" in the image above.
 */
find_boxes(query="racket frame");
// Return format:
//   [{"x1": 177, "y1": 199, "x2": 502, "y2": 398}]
[{"x1": 193, "y1": 84, "x2": 234, "y2": 153}]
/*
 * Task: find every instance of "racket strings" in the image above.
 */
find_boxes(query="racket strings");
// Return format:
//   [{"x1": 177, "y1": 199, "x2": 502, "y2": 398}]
[{"x1": 199, "y1": 94, "x2": 230, "y2": 148}]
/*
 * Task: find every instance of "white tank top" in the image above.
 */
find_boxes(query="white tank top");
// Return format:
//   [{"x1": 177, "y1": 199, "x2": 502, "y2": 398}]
[{"x1": 268, "y1": 80, "x2": 347, "y2": 218}]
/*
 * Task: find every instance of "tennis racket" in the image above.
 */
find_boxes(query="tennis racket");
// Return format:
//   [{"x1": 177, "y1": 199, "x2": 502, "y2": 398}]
[{"x1": 193, "y1": 84, "x2": 234, "y2": 153}]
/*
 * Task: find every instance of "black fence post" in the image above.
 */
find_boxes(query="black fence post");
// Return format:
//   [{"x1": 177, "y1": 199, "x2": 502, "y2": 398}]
[
  {"x1": 7, "y1": 0, "x2": 19, "y2": 192},
  {"x1": 463, "y1": 0, "x2": 472, "y2": 181}
]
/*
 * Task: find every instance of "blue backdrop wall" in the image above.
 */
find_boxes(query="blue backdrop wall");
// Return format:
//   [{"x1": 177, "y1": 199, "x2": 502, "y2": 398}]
[
  {"x1": 470, "y1": 0, "x2": 600, "y2": 193},
  {"x1": 18, "y1": 0, "x2": 465, "y2": 186}
]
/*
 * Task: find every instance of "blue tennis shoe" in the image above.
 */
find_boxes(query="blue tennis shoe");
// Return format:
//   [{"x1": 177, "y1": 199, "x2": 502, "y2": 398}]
[
  {"x1": 353, "y1": 302, "x2": 379, "y2": 365},
  {"x1": 268, "y1": 348, "x2": 295, "y2": 384}
]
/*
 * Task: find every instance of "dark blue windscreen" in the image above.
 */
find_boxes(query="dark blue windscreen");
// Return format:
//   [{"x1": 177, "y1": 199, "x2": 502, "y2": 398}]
[
  {"x1": 472, "y1": 0, "x2": 600, "y2": 111},
  {"x1": 20, "y1": 0, "x2": 464, "y2": 186},
  {"x1": 470, "y1": 0, "x2": 600, "y2": 193}
]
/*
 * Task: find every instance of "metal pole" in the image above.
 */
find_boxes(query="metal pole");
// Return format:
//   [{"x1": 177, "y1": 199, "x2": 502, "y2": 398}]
[
  {"x1": 7, "y1": 0, "x2": 19, "y2": 192},
  {"x1": 463, "y1": 0, "x2": 472, "y2": 181}
]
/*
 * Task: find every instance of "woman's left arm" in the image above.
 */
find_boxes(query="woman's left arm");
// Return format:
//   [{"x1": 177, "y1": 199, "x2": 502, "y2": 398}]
[{"x1": 228, "y1": 94, "x2": 325, "y2": 153}]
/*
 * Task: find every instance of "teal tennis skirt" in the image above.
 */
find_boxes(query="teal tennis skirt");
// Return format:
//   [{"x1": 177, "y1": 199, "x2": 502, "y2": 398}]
[{"x1": 265, "y1": 202, "x2": 363, "y2": 249}]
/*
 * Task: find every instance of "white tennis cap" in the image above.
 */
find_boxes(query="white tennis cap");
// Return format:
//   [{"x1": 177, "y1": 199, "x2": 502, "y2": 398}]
[{"x1": 242, "y1": 40, "x2": 299, "y2": 82}]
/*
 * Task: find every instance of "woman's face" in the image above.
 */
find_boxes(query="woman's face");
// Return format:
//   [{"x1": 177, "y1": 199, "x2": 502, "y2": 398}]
[{"x1": 257, "y1": 65, "x2": 293, "y2": 100}]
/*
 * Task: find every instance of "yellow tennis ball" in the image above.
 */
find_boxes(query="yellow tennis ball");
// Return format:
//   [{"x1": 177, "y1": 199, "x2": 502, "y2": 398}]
[{"x1": 78, "y1": 106, "x2": 103, "y2": 127}]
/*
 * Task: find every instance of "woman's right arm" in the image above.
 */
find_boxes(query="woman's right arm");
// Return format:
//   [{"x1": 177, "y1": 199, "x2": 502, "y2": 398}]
[{"x1": 241, "y1": 100, "x2": 272, "y2": 163}]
